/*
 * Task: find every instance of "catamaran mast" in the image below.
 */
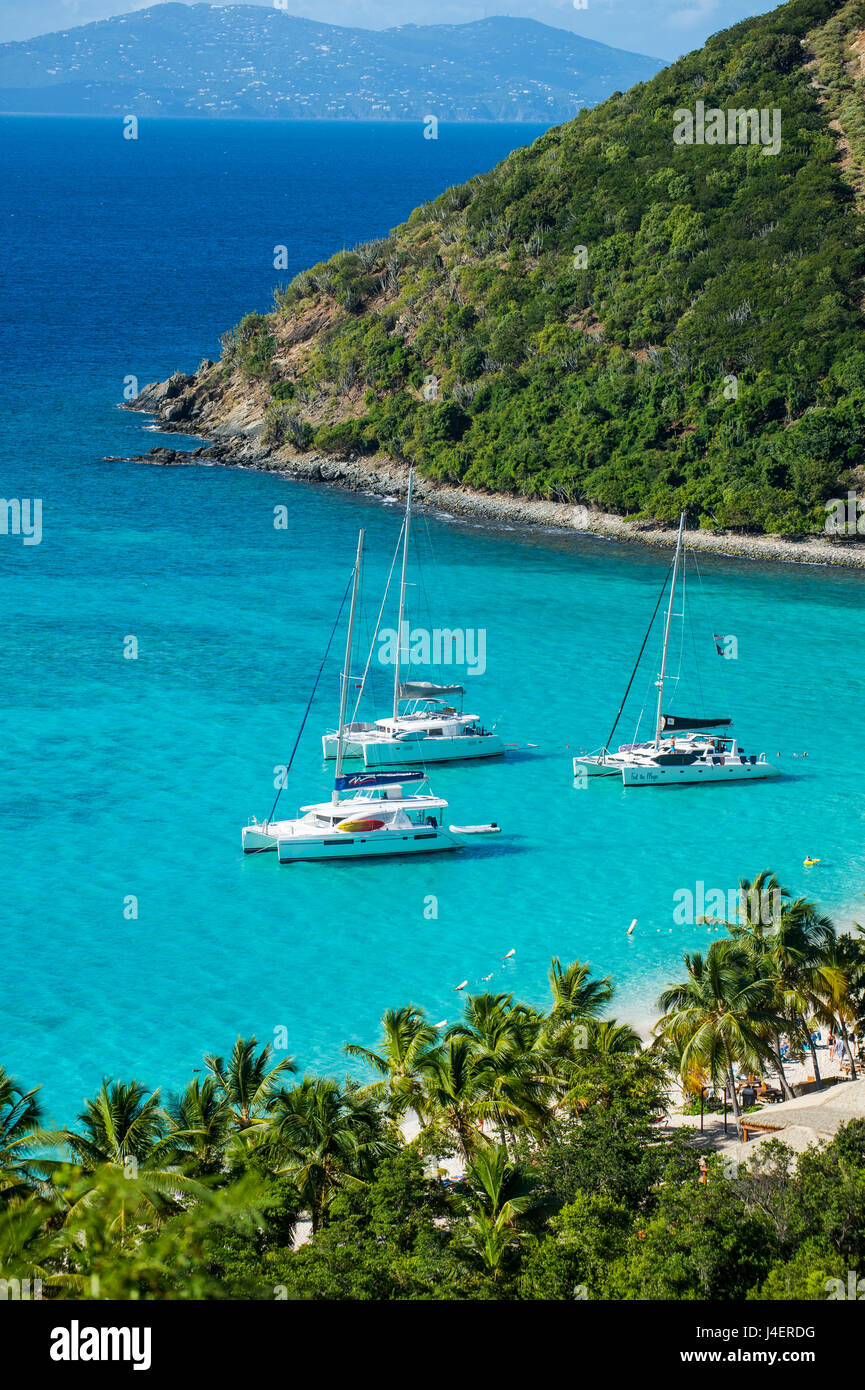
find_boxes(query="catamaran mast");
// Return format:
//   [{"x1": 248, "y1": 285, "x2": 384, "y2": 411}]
[
  {"x1": 334, "y1": 529, "x2": 364, "y2": 803},
  {"x1": 654, "y1": 512, "x2": 686, "y2": 745},
  {"x1": 392, "y1": 468, "x2": 414, "y2": 719}
]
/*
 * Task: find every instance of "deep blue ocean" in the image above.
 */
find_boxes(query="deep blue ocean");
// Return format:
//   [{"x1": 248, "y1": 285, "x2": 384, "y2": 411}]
[{"x1": 3, "y1": 116, "x2": 864, "y2": 1125}]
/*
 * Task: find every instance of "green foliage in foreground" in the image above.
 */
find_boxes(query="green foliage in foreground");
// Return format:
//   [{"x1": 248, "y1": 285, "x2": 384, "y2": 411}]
[
  {"x1": 218, "y1": 0, "x2": 865, "y2": 536},
  {"x1": 2, "y1": 876, "x2": 865, "y2": 1300}
]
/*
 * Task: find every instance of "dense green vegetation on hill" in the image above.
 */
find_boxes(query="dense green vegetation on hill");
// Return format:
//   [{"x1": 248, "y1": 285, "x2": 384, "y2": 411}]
[
  {"x1": 215, "y1": 0, "x2": 865, "y2": 535},
  {"x1": 3, "y1": 873, "x2": 865, "y2": 1299}
]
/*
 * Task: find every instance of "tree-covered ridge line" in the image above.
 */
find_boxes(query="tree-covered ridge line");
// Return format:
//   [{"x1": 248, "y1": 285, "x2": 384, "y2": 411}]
[
  {"x1": 2, "y1": 869, "x2": 864, "y2": 1300},
  {"x1": 166, "y1": 0, "x2": 865, "y2": 538}
]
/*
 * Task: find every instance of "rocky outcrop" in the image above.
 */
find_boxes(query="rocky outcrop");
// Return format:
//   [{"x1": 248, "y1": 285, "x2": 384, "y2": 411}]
[{"x1": 120, "y1": 372, "x2": 865, "y2": 568}]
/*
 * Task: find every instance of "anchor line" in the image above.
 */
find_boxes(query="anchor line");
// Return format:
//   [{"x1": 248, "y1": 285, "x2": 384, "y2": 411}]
[
  {"x1": 602, "y1": 565, "x2": 672, "y2": 754},
  {"x1": 266, "y1": 567, "x2": 355, "y2": 826}
]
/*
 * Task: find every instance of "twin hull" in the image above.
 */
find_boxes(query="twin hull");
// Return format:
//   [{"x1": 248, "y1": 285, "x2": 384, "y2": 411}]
[
  {"x1": 276, "y1": 825, "x2": 462, "y2": 862},
  {"x1": 321, "y1": 732, "x2": 505, "y2": 765},
  {"x1": 242, "y1": 822, "x2": 463, "y2": 861},
  {"x1": 621, "y1": 760, "x2": 780, "y2": 786},
  {"x1": 362, "y1": 733, "x2": 504, "y2": 767},
  {"x1": 572, "y1": 757, "x2": 625, "y2": 778}
]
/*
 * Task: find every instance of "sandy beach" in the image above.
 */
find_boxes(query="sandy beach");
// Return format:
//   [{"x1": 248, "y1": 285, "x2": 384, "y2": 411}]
[{"x1": 663, "y1": 1046, "x2": 862, "y2": 1161}]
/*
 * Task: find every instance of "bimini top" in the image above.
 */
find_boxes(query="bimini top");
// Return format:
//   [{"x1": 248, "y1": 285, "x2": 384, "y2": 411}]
[
  {"x1": 335, "y1": 770, "x2": 426, "y2": 792},
  {"x1": 300, "y1": 774, "x2": 447, "y2": 816},
  {"x1": 661, "y1": 715, "x2": 732, "y2": 732},
  {"x1": 398, "y1": 681, "x2": 465, "y2": 700}
]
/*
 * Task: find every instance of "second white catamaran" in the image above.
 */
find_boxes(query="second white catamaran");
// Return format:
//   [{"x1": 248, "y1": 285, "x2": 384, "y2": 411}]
[
  {"x1": 321, "y1": 470, "x2": 504, "y2": 767},
  {"x1": 573, "y1": 513, "x2": 780, "y2": 787}
]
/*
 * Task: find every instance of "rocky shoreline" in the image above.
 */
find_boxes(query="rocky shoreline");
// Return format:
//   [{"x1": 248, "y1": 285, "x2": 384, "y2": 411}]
[{"x1": 120, "y1": 376, "x2": 865, "y2": 569}]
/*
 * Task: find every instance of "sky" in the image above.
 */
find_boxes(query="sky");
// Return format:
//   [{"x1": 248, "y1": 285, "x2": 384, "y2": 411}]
[{"x1": 0, "y1": 0, "x2": 781, "y2": 61}]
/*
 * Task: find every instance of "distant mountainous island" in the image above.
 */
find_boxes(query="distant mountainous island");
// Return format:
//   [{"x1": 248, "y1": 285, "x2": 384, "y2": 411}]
[{"x1": 0, "y1": 3, "x2": 663, "y2": 122}]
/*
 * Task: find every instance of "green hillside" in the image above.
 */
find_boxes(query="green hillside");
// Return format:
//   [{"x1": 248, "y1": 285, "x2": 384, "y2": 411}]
[{"x1": 208, "y1": 0, "x2": 865, "y2": 534}]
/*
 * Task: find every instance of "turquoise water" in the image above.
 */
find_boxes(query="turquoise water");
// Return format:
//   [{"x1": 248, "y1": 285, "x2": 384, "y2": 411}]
[{"x1": 3, "y1": 117, "x2": 864, "y2": 1124}]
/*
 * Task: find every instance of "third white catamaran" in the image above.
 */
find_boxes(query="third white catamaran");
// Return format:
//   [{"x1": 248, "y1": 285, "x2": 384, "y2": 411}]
[
  {"x1": 321, "y1": 469, "x2": 504, "y2": 768},
  {"x1": 573, "y1": 513, "x2": 780, "y2": 787}
]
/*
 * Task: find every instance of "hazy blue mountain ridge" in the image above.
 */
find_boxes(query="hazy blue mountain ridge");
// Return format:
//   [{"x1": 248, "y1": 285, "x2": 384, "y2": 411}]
[{"x1": 0, "y1": 4, "x2": 663, "y2": 120}]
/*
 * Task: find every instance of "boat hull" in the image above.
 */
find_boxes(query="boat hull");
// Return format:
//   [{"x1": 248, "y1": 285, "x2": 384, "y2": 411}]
[
  {"x1": 621, "y1": 760, "x2": 780, "y2": 786},
  {"x1": 276, "y1": 826, "x2": 463, "y2": 862},
  {"x1": 242, "y1": 821, "x2": 297, "y2": 853},
  {"x1": 573, "y1": 756, "x2": 625, "y2": 778},
  {"x1": 362, "y1": 733, "x2": 505, "y2": 767},
  {"x1": 321, "y1": 734, "x2": 365, "y2": 759}
]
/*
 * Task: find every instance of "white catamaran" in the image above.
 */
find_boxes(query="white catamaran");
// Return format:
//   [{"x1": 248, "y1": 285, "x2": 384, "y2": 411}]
[
  {"x1": 573, "y1": 513, "x2": 780, "y2": 787},
  {"x1": 321, "y1": 470, "x2": 504, "y2": 768},
  {"x1": 242, "y1": 530, "x2": 493, "y2": 862}
]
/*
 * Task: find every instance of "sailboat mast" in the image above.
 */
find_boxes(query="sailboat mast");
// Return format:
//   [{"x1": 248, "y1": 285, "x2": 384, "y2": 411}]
[
  {"x1": 654, "y1": 512, "x2": 686, "y2": 744},
  {"x1": 334, "y1": 529, "x2": 364, "y2": 803},
  {"x1": 393, "y1": 468, "x2": 414, "y2": 719}
]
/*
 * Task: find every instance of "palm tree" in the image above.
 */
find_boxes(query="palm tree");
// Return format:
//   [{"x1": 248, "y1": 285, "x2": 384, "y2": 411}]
[
  {"x1": 204, "y1": 1036, "x2": 296, "y2": 1133},
  {"x1": 548, "y1": 958, "x2": 615, "y2": 1020},
  {"x1": 458, "y1": 1139, "x2": 540, "y2": 1282},
  {"x1": 344, "y1": 1005, "x2": 438, "y2": 1126},
  {"x1": 56, "y1": 1080, "x2": 202, "y2": 1232},
  {"x1": 837, "y1": 932, "x2": 865, "y2": 1049},
  {"x1": 265, "y1": 1077, "x2": 398, "y2": 1232},
  {"x1": 62, "y1": 1080, "x2": 176, "y2": 1171},
  {"x1": 0, "y1": 1067, "x2": 45, "y2": 1199},
  {"x1": 729, "y1": 874, "x2": 836, "y2": 1093},
  {"x1": 0, "y1": 1192, "x2": 59, "y2": 1292},
  {"x1": 838, "y1": 932, "x2": 865, "y2": 1039},
  {"x1": 536, "y1": 960, "x2": 618, "y2": 1107},
  {"x1": 165, "y1": 1076, "x2": 233, "y2": 1175},
  {"x1": 652, "y1": 1034, "x2": 710, "y2": 1101},
  {"x1": 445, "y1": 994, "x2": 551, "y2": 1149},
  {"x1": 656, "y1": 940, "x2": 787, "y2": 1125},
  {"x1": 416, "y1": 1035, "x2": 520, "y2": 1163},
  {"x1": 813, "y1": 940, "x2": 861, "y2": 1081},
  {"x1": 447, "y1": 992, "x2": 539, "y2": 1052},
  {"x1": 465, "y1": 1139, "x2": 539, "y2": 1224},
  {"x1": 589, "y1": 1019, "x2": 643, "y2": 1055},
  {"x1": 734, "y1": 871, "x2": 789, "y2": 932},
  {"x1": 769, "y1": 900, "x2": 837, "y2": 1091}
]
